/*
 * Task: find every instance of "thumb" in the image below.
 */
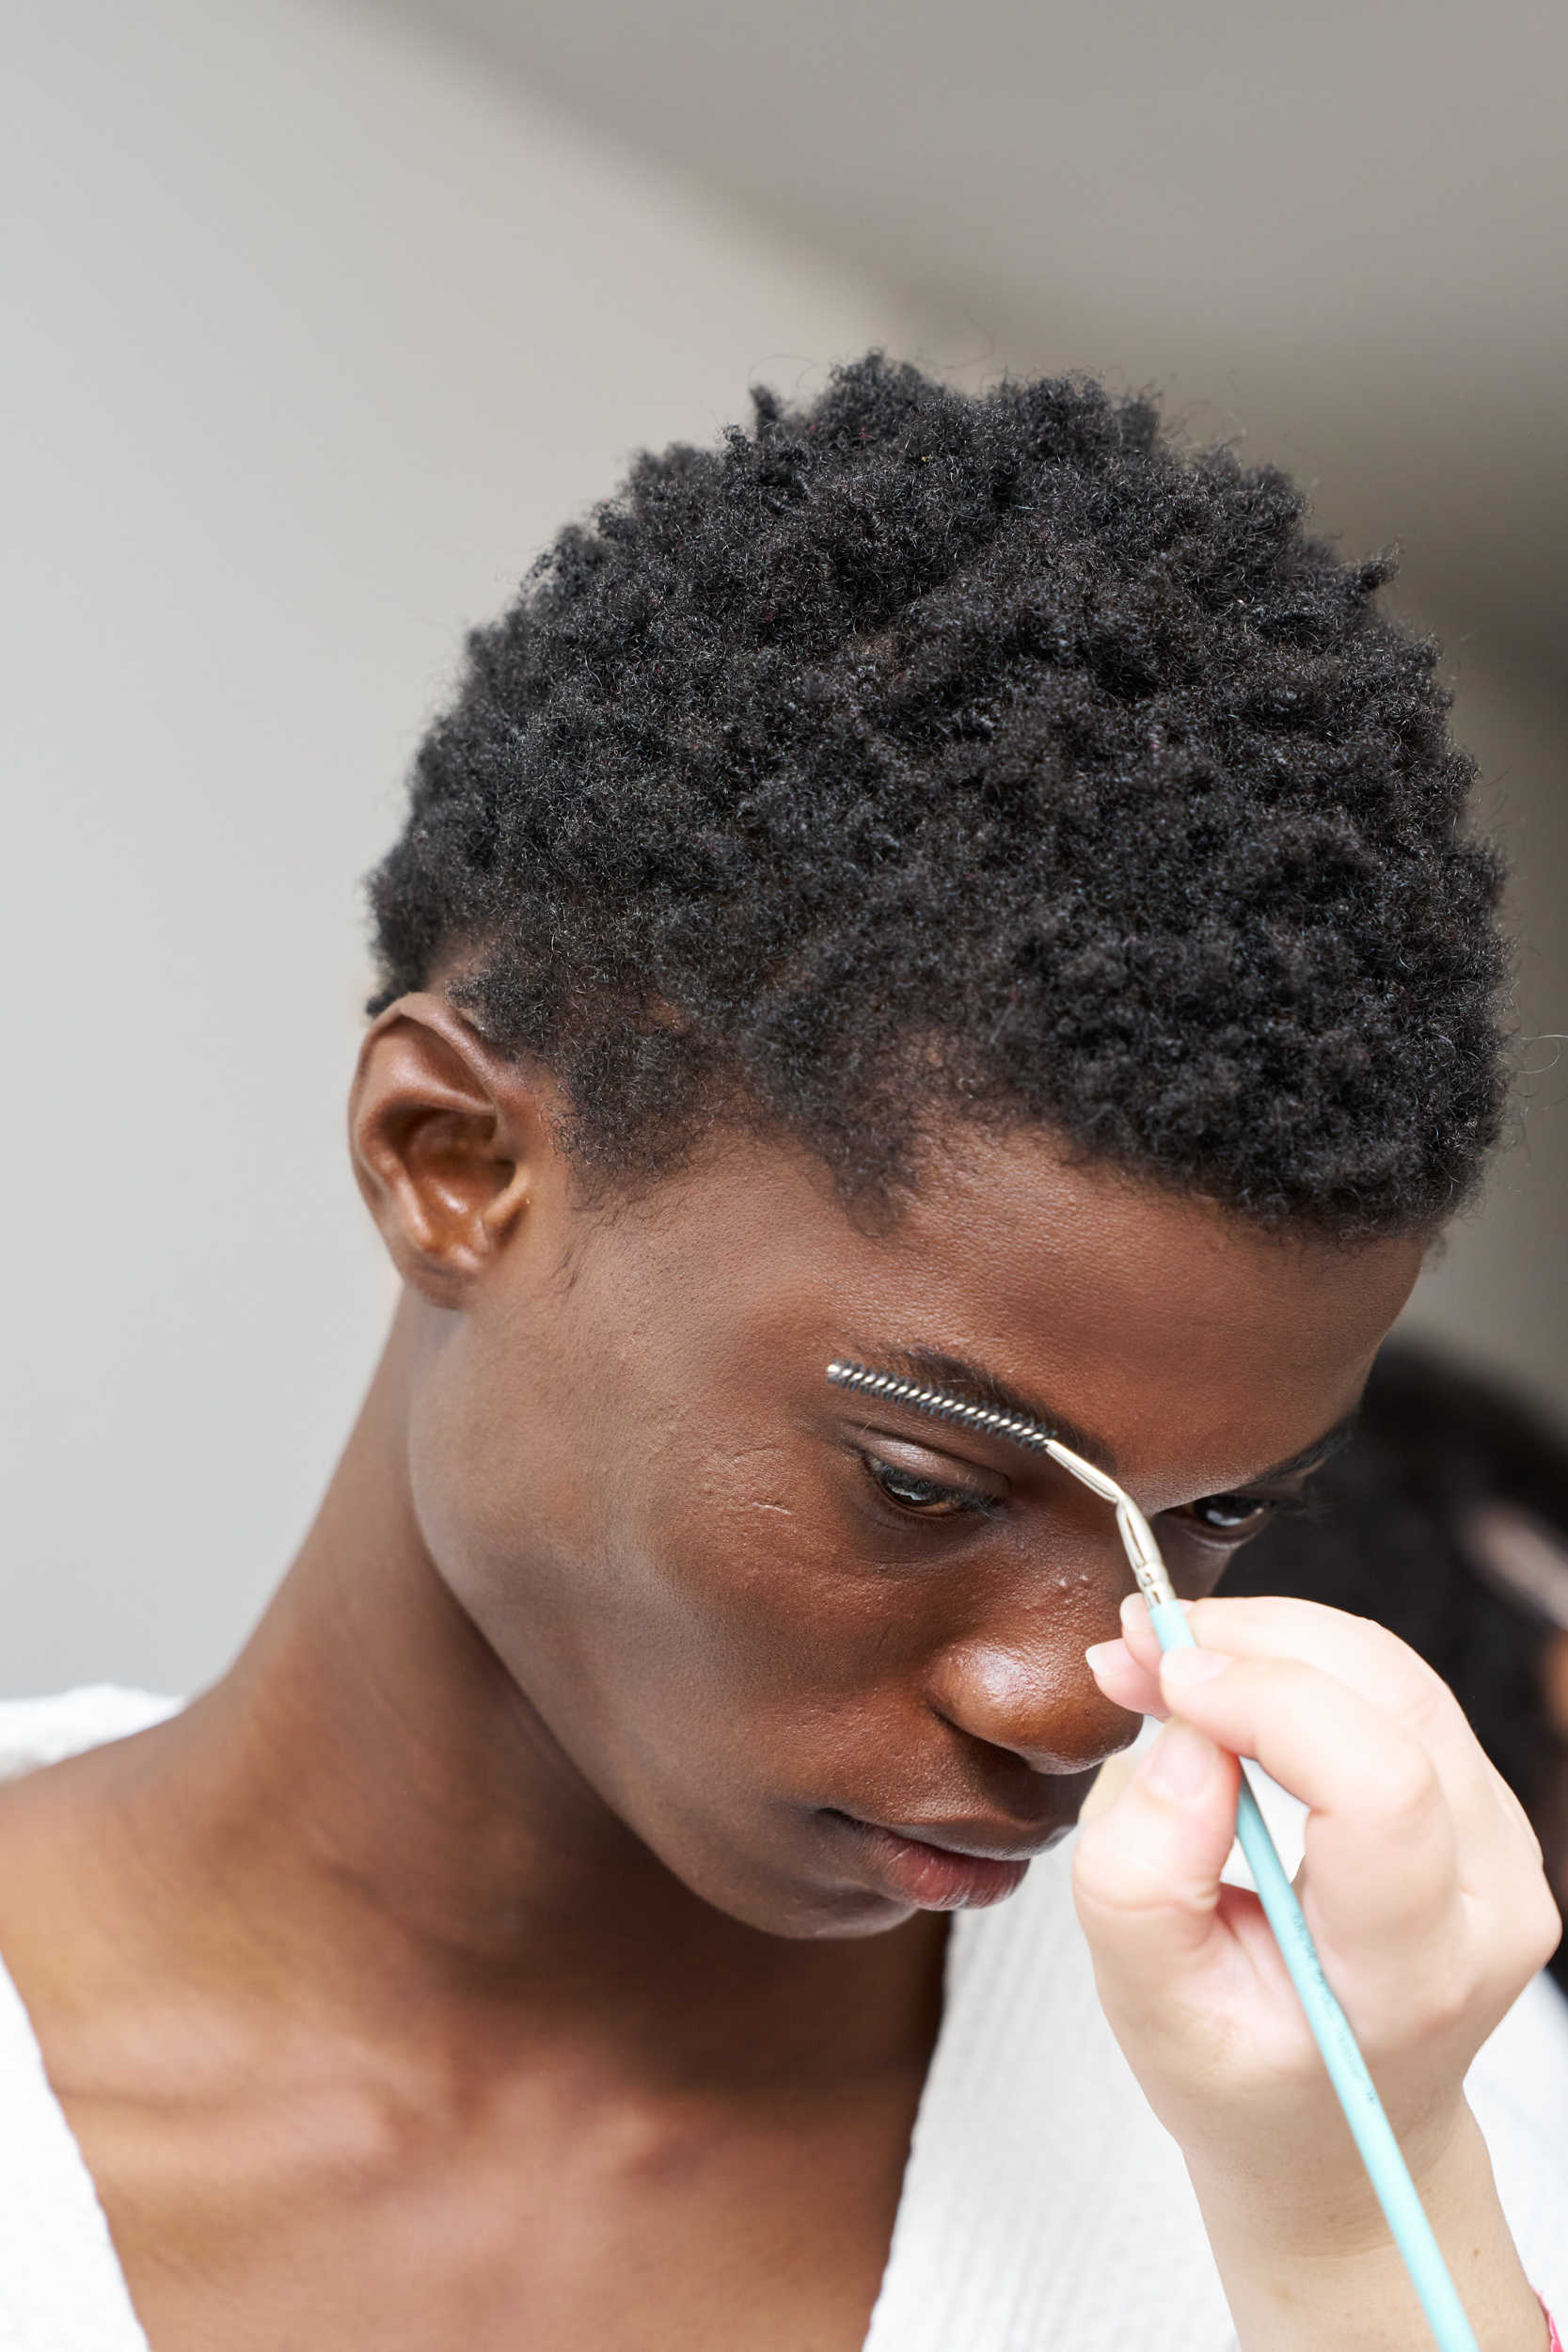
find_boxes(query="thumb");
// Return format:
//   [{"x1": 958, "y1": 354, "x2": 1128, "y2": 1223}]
[{"x1": 1073, "y1": 1720, "x2": 1241, "y2": 1988}]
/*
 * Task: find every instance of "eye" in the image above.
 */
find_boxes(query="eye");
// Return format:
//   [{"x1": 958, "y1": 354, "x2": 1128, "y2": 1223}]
[
  {"x1": 1187, "y1": 1493, "x2": 1269, "y2": 1534},
  {"x1": 862, "y1": 1454, "x2": 989, "y2": 1518}
]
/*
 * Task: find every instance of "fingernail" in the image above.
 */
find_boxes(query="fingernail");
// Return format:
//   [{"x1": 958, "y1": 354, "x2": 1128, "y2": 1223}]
[
  {"x1": 1161, "y1": 1646, "x2": 1232, "y2": 1686},
  {"x1": 1144, "y1": 1720, "x2": 1216, "y2": 1799},
  {"x1": 1085, "y1": 1639, "x2": 1132, "y2": 1676}
]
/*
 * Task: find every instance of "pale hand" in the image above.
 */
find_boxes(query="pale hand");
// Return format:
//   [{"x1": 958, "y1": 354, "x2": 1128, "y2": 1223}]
[{"x1": 1078, "y1": 1593, "x2": 1560, "y2": 2352}]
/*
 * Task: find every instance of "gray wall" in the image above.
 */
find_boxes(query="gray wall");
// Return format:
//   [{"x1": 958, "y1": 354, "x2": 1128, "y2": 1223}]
[
  {"x1": 1, "y1": 0, "x2": 906, "y2": 1697},
  {"x1": 4, "y1": 0, "x2": 1563, "y2": 1699}
]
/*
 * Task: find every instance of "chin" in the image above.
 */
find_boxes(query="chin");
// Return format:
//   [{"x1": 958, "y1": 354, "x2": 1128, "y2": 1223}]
[{"x1": 674, "y1": 1847, "x2": 927, "y2": 1942}]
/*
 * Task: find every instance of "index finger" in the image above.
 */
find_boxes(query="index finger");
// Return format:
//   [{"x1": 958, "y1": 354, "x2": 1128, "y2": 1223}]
[{"x1": 1129, "y1": 1592, "x2": 1478, "y2": 1771}]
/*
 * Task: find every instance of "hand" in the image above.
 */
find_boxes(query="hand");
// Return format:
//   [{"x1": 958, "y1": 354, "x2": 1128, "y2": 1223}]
[{"x1": 1076, "y1": 1593, "x2": 1560, "y2": 2351}]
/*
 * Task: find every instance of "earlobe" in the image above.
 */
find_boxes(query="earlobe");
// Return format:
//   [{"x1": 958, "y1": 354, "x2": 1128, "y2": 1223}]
[{"x1": 349, "y1": 993, "x2": 538, "y2": 1306}]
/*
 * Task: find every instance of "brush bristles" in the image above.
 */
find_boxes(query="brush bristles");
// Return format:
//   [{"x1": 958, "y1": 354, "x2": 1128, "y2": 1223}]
[
  {"x1": 826, "y1": 1359, "x2": 1054, "y2": 1454},
  {"x1": 828, "y1": 1358, "x2": 1175, "y2": 1608}
]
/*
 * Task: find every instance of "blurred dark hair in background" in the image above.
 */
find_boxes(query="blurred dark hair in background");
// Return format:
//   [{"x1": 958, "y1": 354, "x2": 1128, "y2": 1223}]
[{"x1": 1223, "y1": 1343, "x2": 1568, "y2": 1989}]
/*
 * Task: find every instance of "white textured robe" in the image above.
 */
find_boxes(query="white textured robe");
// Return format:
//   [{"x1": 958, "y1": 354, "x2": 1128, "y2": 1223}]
[{"x1": 2, "y1": 1688, "x2": 1565, "y2": 2351}]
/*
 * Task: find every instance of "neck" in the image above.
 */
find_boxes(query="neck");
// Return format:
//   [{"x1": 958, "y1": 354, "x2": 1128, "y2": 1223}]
[{"x1": 55, "y1": 1304, "x2": 943, "y2": 2088}]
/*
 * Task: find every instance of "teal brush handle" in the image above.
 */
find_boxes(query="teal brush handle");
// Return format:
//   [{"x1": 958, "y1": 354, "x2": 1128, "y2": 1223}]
[{"x1": 1148, "y1": 1600, "x2": 1481, "y2": 2352}]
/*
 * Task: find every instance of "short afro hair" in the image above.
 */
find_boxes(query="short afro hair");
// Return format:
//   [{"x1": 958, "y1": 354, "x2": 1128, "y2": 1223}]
[{"x1": 368, "y1": 354, "x2": 1506, "y2": 1232}]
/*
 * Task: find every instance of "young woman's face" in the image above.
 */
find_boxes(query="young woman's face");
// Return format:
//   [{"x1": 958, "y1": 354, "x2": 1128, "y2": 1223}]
[{"x1": 404, "y1": 1117, "x2": 1424, "y2": 1940}]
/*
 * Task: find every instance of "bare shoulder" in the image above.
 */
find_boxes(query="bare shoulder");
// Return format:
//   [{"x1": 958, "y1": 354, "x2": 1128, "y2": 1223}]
[{"x1": 0, "y1": 1692, "x2": 187, "y2": 2029}]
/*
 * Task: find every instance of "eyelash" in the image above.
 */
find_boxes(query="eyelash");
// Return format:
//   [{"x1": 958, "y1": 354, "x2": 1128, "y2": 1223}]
[
  {"x1": 1180, "y1": 1489, "x2": 1310, "y2": 1537},
  {"x1": 859, "y1": 1453, "x2": 999, "y2": 1519},
  {"x1": 861, "y1": 1451, "x2": 1310, "y2": 1536}
]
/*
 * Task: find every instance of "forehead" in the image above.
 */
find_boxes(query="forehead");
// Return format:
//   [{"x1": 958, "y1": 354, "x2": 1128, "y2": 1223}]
[{"x1": 565, "y1": 1124, "x2": 1426, "y2": 1508}]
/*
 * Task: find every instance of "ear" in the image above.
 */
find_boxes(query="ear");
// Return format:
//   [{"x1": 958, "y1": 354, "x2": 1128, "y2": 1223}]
[{"x1": 349, "y1": 993, "x2": 546, "y2": 1307}]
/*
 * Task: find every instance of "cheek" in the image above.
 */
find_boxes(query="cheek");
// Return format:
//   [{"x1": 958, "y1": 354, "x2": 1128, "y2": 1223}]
[{"x1": 405, "y1": 1346, "x2": 895, "y2": 1800}]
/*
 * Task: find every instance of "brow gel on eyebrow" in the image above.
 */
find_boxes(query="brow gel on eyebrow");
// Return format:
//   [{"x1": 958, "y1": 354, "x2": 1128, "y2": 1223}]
[{"x1": 826, "y1": 1357, "x2": 1484, "y2": 2352}]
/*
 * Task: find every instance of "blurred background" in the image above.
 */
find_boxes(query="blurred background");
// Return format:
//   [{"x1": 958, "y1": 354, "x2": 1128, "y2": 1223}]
[{"x1": 4, "y1": 0, "x2": 1564, "y2": 1697}]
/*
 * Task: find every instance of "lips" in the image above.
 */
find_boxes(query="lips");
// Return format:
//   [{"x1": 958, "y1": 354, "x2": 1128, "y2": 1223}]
[{"x1": 830, "y1": 1811, "x2": 1057, "y2": 1911}]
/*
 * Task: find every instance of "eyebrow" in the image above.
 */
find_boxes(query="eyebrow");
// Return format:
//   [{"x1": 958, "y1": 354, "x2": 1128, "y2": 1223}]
[
  {"x1": 833, "y1": 1343, "x2": 1360, "y2": 1494},
  {"x1": 1248, "y1": 1414, "x2": 1358, "y2": 1486},
  {"x1": 835, "y1": 1343, "x2": 1117, "y2": 1472}
]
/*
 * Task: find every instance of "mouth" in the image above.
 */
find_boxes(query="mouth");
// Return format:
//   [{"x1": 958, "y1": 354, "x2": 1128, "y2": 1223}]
[{"x1": 826, "y1": 1810, "x2": 1064, "y2": 1912}]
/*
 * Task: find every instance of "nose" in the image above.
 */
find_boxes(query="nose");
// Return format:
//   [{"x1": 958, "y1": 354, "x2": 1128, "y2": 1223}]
[{"x1": 927, "y1": 1619, "x2": 1138, "y2": 1776}]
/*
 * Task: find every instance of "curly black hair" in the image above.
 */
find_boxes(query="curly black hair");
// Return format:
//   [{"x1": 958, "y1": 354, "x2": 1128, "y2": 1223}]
[
  {"x1": 1222, "y1": 1343, "x2": 1568, "y2": 1984},
  {"x1": 368, "y1": 354, "x2": 1506, "y2": 1231}
]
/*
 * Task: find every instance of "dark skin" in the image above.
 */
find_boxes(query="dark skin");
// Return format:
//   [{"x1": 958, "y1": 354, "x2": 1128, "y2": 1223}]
[{"x1": 0, "y1": 996, "x2": 1463, "y2": 2349}]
